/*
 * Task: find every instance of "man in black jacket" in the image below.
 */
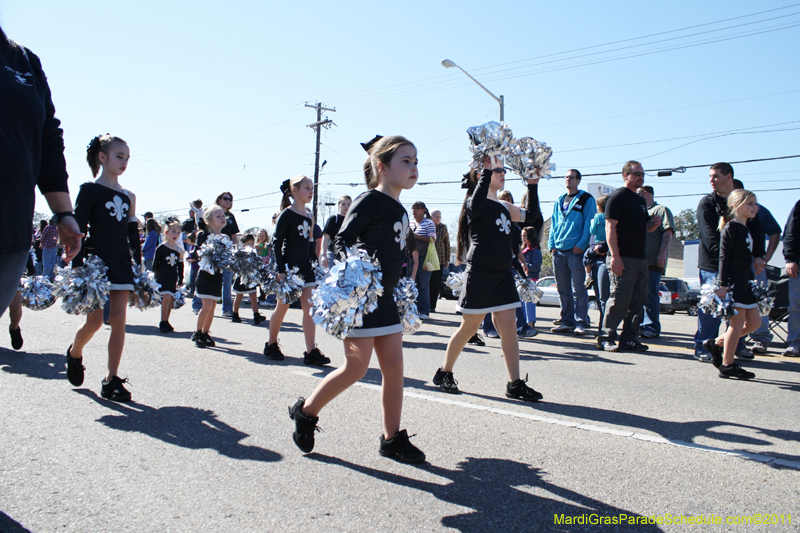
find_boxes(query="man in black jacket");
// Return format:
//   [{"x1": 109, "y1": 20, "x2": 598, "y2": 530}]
[
  {"x1": 693, "y1": 163, "x2": 765, "y2": 361},
  {"x1": 782, "y1": 199, "x2": 800, "y2": 357}
]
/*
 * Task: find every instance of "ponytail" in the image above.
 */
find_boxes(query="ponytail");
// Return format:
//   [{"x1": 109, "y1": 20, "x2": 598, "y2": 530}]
[
  {"x1": 86, "y1": 134, "x2": 127, "y2": 177},
  {"x1": 361, "y1": 135, "x2": 415, "y2": 189},
  {"x1": 456, "y1": 169, "x2": 479, "y2": 264}
]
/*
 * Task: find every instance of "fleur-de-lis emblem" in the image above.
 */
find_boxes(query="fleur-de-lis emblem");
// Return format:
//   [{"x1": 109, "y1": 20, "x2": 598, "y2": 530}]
[
  {"x1": 745, "y1": 232, "x2": 753, "y2": 252},
  {"x1": 105, "y1": 195, "x2": 129, "y2": 222},
  {"x1": 298, "y1": 220, "x2": 311, "y2": 239},
  {"x1": 166, "y1": 254, "x2": 178, "y2": 267},
  {"x1": 496, "y1": 213, "x2": 511, "y2": 234},
  {"x1": 394, "y1": 213, "x2": 410, "y2": 250}
]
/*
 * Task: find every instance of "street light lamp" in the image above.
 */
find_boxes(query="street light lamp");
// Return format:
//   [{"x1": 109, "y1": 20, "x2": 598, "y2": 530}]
[{"x1": 441, "y1": 58, "x2": 504, "y2": 121}]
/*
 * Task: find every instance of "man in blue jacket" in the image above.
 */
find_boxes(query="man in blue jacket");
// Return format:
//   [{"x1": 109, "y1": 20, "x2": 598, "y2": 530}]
[{"x1": 548, "y1": 169, "x2": 597, "y2": 335}]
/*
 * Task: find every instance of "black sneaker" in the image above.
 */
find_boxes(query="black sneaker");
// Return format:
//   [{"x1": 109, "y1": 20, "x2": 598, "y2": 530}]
[
  {"x1": 467, "y1": 333, "x2": 485, "y2": 346},
  {"x1": 159, "y1": 321, "x2": 172, "y2": 333},
  {"x1": 101, "y1": 376, "x2": 131, "y2": 402},
  {"x1": 703, "y1": 338, "x2": 723, "y2": 369},
  {"x1": 619, "y1": 340, "x2": 649, "y2": 352},
  {"x1": 597, "y1": 340, "x2": 619, "y2": 352},
  {"x1": 506, "y1": 374, "x2": 543, "y2": 402},
  {"x1": 288, "y1": 398, "x2": 320, "y2": 453},
  {"x1": 265, "y1": 341, "x2": 285, "y2": 361},
  {"x1": 9, "y1": 326, "x2": 23, "y2": 350},
  {"x1": 202, "y1": 332, "x2": 215, "y2": 347},
  {"x1": 231, "y1": 312, "x2": 242, "y2": 323},
  {"x1": 432, "y1": 368, "x2": 459, "y2": 393},
  {"x1": 718, "y1": 364, "x2": 755, "y2": 380},
  {"x1": 303, "y1": 346, "x2": 331, "y2": 366},
  {"x1": 66, "y1": 345, "x2": 85, "y2": 386},
  {"x1": 379, "y1": 429, "x2": 426, "y2": 464},
  {"x1": 253, "y1": 312, "x2": 266, "y2": 324},
  {"x1": 191, "y1": 331, "x2": 207, "y2": 348}
]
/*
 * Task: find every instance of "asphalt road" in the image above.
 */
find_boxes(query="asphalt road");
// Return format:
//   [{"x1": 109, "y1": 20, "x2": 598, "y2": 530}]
[{"x1": 1, "y1": 298, "x2": 798, "y2": 532}]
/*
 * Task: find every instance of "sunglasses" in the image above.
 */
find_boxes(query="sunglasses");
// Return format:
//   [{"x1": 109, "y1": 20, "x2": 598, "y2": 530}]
[
  {"x1": 627, "y1": 172, "x2": 645, "y2": 178},
  {"x1": 491, "y1": 168, "x2": 508, "y2": 174},
  {"x1": 221, "y1": 196, "x2": 232, "y2": 201}
]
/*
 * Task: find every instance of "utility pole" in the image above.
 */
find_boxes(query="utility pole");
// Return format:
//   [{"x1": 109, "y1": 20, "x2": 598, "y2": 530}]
[{"x1": 305, "y1": 102, "x2": 336, "y2": 226}]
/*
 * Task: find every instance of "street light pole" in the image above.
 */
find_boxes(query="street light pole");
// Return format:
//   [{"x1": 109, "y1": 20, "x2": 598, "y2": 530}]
[{"x1": 441, "y1": 58, "x2": 504, "y2": 121}]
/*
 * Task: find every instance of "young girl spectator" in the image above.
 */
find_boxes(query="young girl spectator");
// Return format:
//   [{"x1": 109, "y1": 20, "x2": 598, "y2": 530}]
[
  {"x1": 255, "y1": 228, "x2": 270, "y2": 304},
  {"x1": 433, "y1": 156, "x2": 543, "y2": 401},
  {"x1": 320, "y1": 195, "x2": 352, "y2": 268},
  {"x1": 142, "y1": 218, "x2": 159, "y2": 271},
  {"x1": 153, "y1": 217, "x2": 182, "y2": 333},
  {"x1": 231, "y1": 233, "x2": 266, "y2": 324},
  {"x1": 264, "y1": 176, "x2": 329, "y2": 365},
  {"x1": 66, "y1": 134, "x2": 141, "y2": 402},
  {"x1": 521, "y1": 226, "x2": 542, "y2": 336},
  {"x1": 289, "y1": 135, "x2": 425, "y2": 463},
  {"x1": 585, "y1": 195, "x2": 610, "y2": 334},
  {"x1": 703, "y1": 190, "x2": 760, "y2": 380},
  {"x1": 192, "y1": 206, "x2": 228, "y2": 348}
]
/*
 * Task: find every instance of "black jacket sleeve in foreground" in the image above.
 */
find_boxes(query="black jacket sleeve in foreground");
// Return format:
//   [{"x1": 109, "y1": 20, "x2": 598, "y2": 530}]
[
  {"x1": 783, "y1": 199, "x2": 800, "y2": 264},
  {"x1": 521, "y1": 182, "x2": 543, "y2": 233}
]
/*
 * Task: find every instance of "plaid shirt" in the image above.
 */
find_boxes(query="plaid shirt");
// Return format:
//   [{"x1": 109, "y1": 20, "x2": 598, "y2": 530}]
[
  {"x1": 41, "y1": 224, "x2": 59, "y2": 249},
  {"x1": 434, "y1": 223, "x2": 450, "y2": 265}
]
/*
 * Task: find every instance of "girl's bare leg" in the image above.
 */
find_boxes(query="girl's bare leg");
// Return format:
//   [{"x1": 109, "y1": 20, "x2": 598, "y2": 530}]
[
  {"x1": 201, "y1": 301, "x2": 216, "y2": 333},
  {"x1": 106, "y1": 290, "x2": 129, "y2": 379},
  {"x1": 8, "y1": 292, "x2": 22, "y2": 330},
  {"x1": 196, "y1": 299, "x2": 215, "y2": 332},
  {"x1": 720, "y1": 312, "x2": 745, "y2": 366},
  {"x1": 374, "y1": 332, "x2": 404, "y2": 439},
  {"x1": 493, "y1": 308, "x2": 521, "y2": 382},
  {"x1": 268, "y1": 300, "x2": 290, "y2": 344},
  {"x1": 71, "y1": 305, "x2": 104, "y2": 358},
  {"x1": 441, "y1": 313, "x2": 485, "y2": 372},
  {"x1": 160, "y1": 295, "x2": 173, "y2": 322},
  {"x1": 299, "y1": 287, "x2": 316, "y2": 352},
  {"x1": 233, "y1": 294, "x2": 243, "y2": 314},
  {"x1": 303, "y1": 337, "x2": 374, "y2": 416},
  {"x1": 249, "y1": 294, "x2": 260, "y2": 314}
]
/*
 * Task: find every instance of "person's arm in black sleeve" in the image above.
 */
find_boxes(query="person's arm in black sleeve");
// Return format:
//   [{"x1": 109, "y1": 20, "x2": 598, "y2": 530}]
[
  {"x1": 29, "y1": 50, "x2": 69, "y2": 197},
  {"x1": 783, "y1": 200, "x2": 800, "y2": 264},
  {"x1": 178, "y1": 260, "x2": 184, "y2": 283},
  {"x1": 718, "y1": 226, "x2": 733, "y2": 287},
  {"x1": 520, "y1": 181, "x2": 544, "y2": 233},
  {"x1": 152, "y1": 246, "x2": 163, "y2": 272},
  {"x1": 272, "y1": 212, "x2": 289, "y2": 272},
  {"x1": 70, "y1": 184, "x2": 92, "y2": 267},
  {"x1": 334, "y1": 194, "x2": 379, "y2": 261},
  {"x1": 128, "y1": 220, "x2": 142, "y2": 265},
  {"x1": 465, "y1": 169, "x2": 492, "y2": 217},
  {"x1": 511, "y1": 254, "x2": 526, "y2": 278},
  {"x1": 697, "y1": 196, "x2": 721, "y2": 261},
  {"x1": 747, "y1": 215, "x2": 765, "y2": 259}
]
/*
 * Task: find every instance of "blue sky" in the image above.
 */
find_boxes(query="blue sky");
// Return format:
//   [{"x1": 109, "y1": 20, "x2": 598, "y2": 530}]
[{"x1": 3, "y1": 0, "x2": 799, "y2": 235}]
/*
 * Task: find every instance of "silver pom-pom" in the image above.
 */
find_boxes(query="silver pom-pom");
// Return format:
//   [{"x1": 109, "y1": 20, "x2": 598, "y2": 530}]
[
  {"x1": 263, "y1": 265, "x2": 306, "y2": 305},
  {"x1": 20, "y1": 276, "x2": 56, "y2": 311},
  {"x1": 256, "y1": 262, "x2": 279, "y2": 294},
  {"x1": 230, "y1": 249, "x2": 262, "y2": 287},
  {"x1": 467, "y1": 121, "x2": 515, "y2": 170},
  {"x1": 129, "y1": 263, "x2": 162, "y2": 310},
  {"x1": 516, "y1": 276, "x2": 543, "y2": 304},
  {"x1": 698, "y1": 279, "x2": 737, "y2": 321},
  {"x1": 445, "y1": 271, "x2": 464, "y2": 297},
  {"x1": 172, "y1": 286, "x2": 189, "y2": 309},
  {"x1": 750, "y1": 280, "x2": 774, "y2": 317},
  {"x1": 52, "y1": 255, "x2": 110, "y2": 315},
  {"x1": 310, "y1": 246, "x2": 384, "y2": 339},
  {"x1": 313, "y1": 261, "x2": 328, "y2": 283},
  {"x1": 507, "y1": 136, "x2": 556, "y2": 181},
  {"x1": 393, "y1": 277, "x2": 421, "y2": 334},
  {"x1": 199, "y1": 234, "x2": 234, "y2": 274}
]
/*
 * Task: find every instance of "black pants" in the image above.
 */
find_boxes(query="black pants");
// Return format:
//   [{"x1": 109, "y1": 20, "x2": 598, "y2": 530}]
[{"x1": 430, "y1": 269, "x2": 443, "y2": 311}]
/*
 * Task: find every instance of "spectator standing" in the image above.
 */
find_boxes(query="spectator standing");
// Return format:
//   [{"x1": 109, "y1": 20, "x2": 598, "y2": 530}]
[
  {"x1": 320, "y1": 195, "x2": 352, "y2": 268},
  {"x1": 521, "y1": 226, "x2": 542, "y2": 335},
  {"x1": 637, "y1": 186, "x2": 674, "y2": 338},
  {"x1": 216, "y1": 191, "x2": 240, "y2": 317},
  {"x1": 429, "y1": 210, "x2": 450, "y2": 313},
  {"x1": 547, "y1": 169, "x2": 597, "y2": 336},
  {"x1": 142, "y1": 218, "x2": 159, "y2": 271},
  {"x1": 782, "y1": 199, "x2": 800, "y2": 357},
  {"x1": 693, "y1": 163, "x2": 766, "y2": 361},
  {"x1": 596, "y1": 161, "x2": 661, "y2": 352},
  {"x1": 0, "y1": 25, "x2": 82, "y2": 318},
  {"x1": 40, "y1": 217, "x2": 60, "y2": 280},
  {"x1": 410, "y1": 201, "x2": 436, "y2": 320}
]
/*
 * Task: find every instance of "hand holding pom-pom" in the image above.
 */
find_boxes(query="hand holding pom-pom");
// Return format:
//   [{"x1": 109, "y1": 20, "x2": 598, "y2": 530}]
[
  {"x1": 199, "y1": 234, "x2": 234, "y2": 274},
  {"x1": 516, "y1": 276, "x2": 543, "y2": 304},
  {"x1": 129, "y1": 263, "x2": 162, "y2": 310},
  {"x1": 698, "y1": 279, "x2": 737, "y2": 321},
  {"x1": 52, "y1": 255, "x2": 110, "y2": 315},
  {"x1": 445, "y1": 271, "x2": 464, "y2": 297},
  {"x1": 394, "y1": 277, "x2": 421, "y2": 334}
]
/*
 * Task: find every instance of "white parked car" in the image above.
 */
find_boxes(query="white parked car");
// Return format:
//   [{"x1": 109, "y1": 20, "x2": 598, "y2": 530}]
[{"x1": 536, "y1": 276, "x2": 598, "y2": 310}]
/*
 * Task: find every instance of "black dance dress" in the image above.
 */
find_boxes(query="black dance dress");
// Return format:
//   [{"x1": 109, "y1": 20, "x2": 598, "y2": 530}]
[
  {"x1": 73, "y1": 182, "x2": 134, "y2": 290},
  {"x1": 719, "y1": 220, "x2": 757, "y2": 308},
  {"x1": 273, "y1": 208, "x2": 316, "y2": 287},
  {"x1": 195, "y1": 230, "x2": 225, "y2": 299},
  {"x1": 153, "y1": 243, "x2": 180, "y2": 296},
  {"x1": 334, "y1": 189, "x2": 410, "y2": 338},
  {"x1": 457, "y1": 171, "x2": 542, "y2": 314}
]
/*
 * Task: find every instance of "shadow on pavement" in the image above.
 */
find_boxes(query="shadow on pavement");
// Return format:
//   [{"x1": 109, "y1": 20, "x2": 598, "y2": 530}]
[
  {"x1": 0, "y1": 350, "x2": 66, "y2": 380},
  {"x1": 75, "y1": 390, "x2": 282, "y2": 463},
  {"x1": 308, "y1": 455, "x2": 659, "y2": 532},
  {"x1": 0, "y1": 512, "x2": 31, "y2": 533}
]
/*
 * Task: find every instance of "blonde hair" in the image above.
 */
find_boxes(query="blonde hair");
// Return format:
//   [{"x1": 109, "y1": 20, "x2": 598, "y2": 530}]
[
  {"x1": 719, "y1": 189, "x2": 756, "y2": 231},
  {"x1": 363, "y1": 136, "x2": 415, "y2": 189},
  {"x1": 280, "y1": 175, "x2": 311, "y2": 211},
  {"x1": 337, "y1": 195, "x2": 352, "y2": 207},
  {"x1": 203, "y1": 205, "x2": 225, "y2": 229},
  {"x1": 162, "y1": 217, "x2": 181, "y2": 233}
]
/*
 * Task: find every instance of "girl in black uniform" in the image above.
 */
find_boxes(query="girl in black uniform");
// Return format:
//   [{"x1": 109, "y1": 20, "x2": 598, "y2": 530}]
[
  {"x1": 703, "y1": 190, "x2": 760, "y2": 380},
  {"x1": 193, "y1": 206, "x2": 229, "y2": 348},
  {"x1": 66, "y1": 135, "x2": 142, "y2": 402},
  {"x1": 289, "y1": 135, "x2": 425, "y2": 463},
  {"x1": 433, "y1": 155, "x2": 544, "y2": 401},
  {"x1": 154, "y1": 217, "x2": 182, "y2": 333},
  {"x1": 231, "y1": 233, "x2": 266, "y2": 324},
  {"x1": 263, "y1": 176, "x2": 329, "y2": 365}
]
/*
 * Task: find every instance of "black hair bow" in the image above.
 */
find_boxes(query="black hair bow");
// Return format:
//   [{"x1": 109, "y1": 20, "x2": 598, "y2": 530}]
[
  {"x1": 280, "y1": 179, "x2": 291, "y2": 194},
  {"x1": 360, "y1": 135, "x2": 383, "y2": 153}
]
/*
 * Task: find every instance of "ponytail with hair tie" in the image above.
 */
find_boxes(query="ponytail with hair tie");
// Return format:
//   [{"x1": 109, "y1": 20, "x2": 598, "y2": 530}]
[{"x1": 280, "y1": 179, "x2": 291, "y2": 194}]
